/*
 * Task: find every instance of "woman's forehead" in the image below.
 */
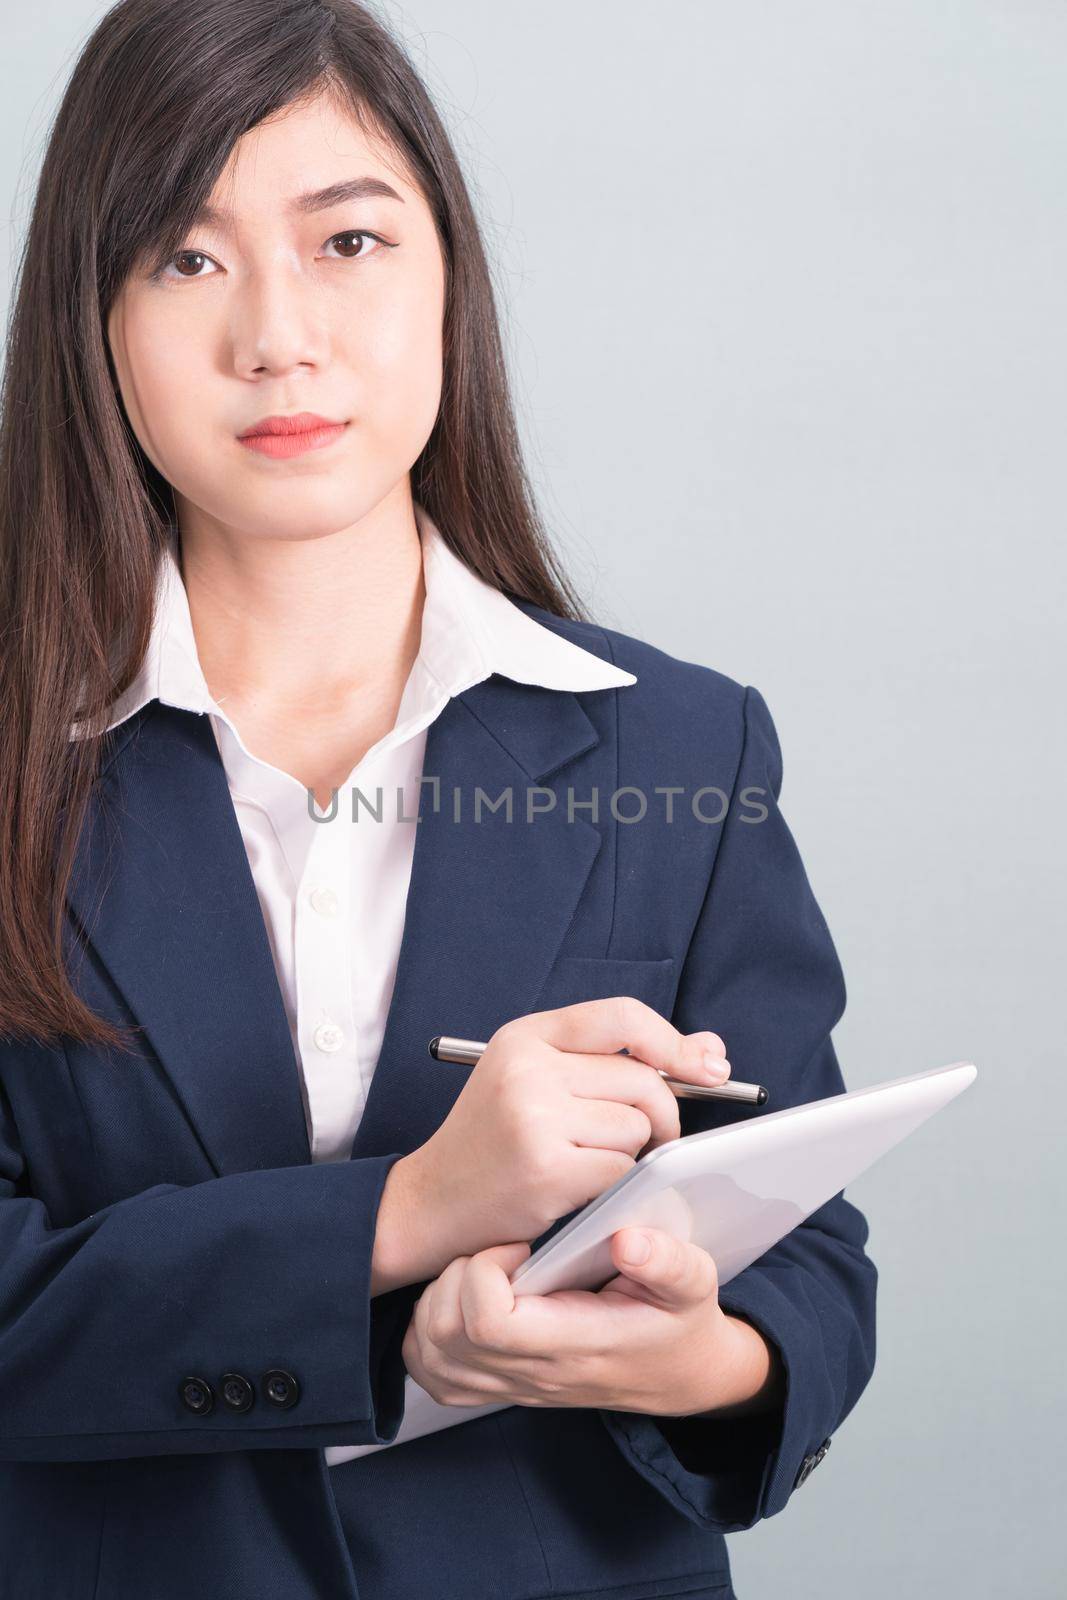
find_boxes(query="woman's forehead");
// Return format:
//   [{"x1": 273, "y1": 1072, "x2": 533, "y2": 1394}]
[{"x1": 202, "y1": 91, "x2": 413, "y2": 218}]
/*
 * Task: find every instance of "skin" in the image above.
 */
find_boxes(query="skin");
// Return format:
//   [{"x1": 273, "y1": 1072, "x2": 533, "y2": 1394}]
[
  {"x1": 398, "y1": 1007, "x2": 785, "y2": 1419},
  {"x1": 106, "y1": 87, "x2": 782, "y2": 1422},
  {"x1": 108, "y1": 87, "x2": 443, "y2": 810},
  {"x1": 403, "y1": 1233, "x2": 781, "y2": 1420}
]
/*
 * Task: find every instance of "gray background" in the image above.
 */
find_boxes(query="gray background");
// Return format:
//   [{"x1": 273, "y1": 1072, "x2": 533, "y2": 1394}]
[{"x1": 3, "y1": 2, "x2": 1063, "y2": 1595}]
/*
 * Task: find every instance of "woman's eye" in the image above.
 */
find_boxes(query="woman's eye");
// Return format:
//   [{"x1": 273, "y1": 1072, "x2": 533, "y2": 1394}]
[
  {"x1": 155, "y1": 231, "x2": 389, "y2": 281},
  {"x1": 322, "y1": 230, "x2": 386, "y2": 261},
  {"x1": 162, "y1": 250, "x2": 219, "y2": 280}
]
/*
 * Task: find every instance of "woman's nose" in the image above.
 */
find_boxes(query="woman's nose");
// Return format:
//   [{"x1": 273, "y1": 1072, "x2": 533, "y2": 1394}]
[{"x1": 229, "y1": 269, "x2": 329, "y2": 378}]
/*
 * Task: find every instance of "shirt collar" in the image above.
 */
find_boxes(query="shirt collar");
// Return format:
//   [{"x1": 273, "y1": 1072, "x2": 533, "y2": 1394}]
[{"x1": 81, "y1": 502, "x2": 636, "y2": 743}]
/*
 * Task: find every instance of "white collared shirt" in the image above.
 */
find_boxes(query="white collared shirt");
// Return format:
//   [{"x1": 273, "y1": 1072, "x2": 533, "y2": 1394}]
[{"x1": 93, "y1": 503, "x2": 635, "y2": 1163}]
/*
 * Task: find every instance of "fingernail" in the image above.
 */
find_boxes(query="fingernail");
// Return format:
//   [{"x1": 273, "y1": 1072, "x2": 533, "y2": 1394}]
[
  {"x1": 621, "y1": 1231, "x2": 651, "y2": 1265},
  {"x1": 703, "y1": 1050, "x2": 730, "y2": 1082}
]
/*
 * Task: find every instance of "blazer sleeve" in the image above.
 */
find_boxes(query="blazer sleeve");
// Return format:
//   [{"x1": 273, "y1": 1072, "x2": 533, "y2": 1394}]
[
  {"x1": 0, "y1": 1086, "x2": 426, "y2": 1462},
  {"x1": 597, "y1": 682, "x2": 878, "y2": 1532}
]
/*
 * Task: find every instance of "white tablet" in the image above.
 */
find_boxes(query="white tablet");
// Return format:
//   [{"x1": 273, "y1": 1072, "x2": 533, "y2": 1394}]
[
  {"x1": 327, "y1": 1060, "x2": 976, "y2": 1465},
  {"x1": 509, "y1": 1059, "x2": 977, "y2": 1296}
]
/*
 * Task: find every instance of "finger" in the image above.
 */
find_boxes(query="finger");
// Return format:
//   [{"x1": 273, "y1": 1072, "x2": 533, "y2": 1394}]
[
  {"x1": 567, "y1": 1097, "x2": 654, "y2": 1157},
  {"x1": 457, "y1": 1243, "x2": 531, "y2": 1351},
  {"x1": 565, "y1": 1056, "x2": 682, "y2": 1147},
  {"x1": 532, "y1": 995, "x2": 730, "y2": 1090},
  {"x1": 610, "y1": 1227, "x2": 718, "y2": 1308},
  {"x1": 421, "y1": 1255, "x2": 470, "y2": 1350}
]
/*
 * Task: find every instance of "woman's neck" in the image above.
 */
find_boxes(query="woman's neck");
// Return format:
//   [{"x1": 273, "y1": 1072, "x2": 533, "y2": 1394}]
[{"x1": 173, "y1": 486, "x2": 426, "y2": 804}]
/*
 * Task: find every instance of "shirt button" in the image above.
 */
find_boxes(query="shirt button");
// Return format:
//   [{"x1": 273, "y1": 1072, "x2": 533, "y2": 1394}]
[
  {"x1": 314, "y1": 1021, "x2": 344, "y2": 1053},
  {"x1": 309, "y1": 885, "x2": 340, "y2": 918}
]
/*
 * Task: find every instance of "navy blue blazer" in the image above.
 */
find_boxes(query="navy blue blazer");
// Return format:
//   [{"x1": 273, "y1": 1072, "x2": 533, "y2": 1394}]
[{"x1": 0, "y1": 599, "x2": 877, "y2": 1600}]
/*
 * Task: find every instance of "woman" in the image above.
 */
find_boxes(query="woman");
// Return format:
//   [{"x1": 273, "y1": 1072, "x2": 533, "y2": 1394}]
[{"x1": 0, "y1": 3, "x2": 877, "y2": 1597}]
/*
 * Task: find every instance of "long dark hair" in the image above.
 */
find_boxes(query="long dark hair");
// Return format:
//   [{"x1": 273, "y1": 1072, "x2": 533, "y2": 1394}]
[{"x1": 0, "y1": 0, "x2": 590, "y2": 1049}]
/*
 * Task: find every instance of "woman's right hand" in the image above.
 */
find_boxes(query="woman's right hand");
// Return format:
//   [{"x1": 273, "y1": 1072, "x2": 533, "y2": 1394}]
[{"x1": 386, "y1": 999, "x2": 731, "y2": 1281}]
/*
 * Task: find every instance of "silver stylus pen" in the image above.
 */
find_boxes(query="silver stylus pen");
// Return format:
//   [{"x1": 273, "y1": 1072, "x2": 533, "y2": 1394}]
[{"x1": 428, "y1": 1035, "x2": 769, "y2": 1106}]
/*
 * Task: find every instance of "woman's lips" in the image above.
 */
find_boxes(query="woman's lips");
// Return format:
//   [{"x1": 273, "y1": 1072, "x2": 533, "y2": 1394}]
[{"x1": 237, "y1": 421, "x2": 349, "y2": 459}]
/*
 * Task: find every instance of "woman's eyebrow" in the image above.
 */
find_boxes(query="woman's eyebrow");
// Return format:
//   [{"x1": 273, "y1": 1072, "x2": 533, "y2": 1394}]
[
  {"x1": 291, "y1": 176, "x2": 406, "y2": 213},
  {"x1": 192, "y1": 176, "x2": 405, "y2": 229}
]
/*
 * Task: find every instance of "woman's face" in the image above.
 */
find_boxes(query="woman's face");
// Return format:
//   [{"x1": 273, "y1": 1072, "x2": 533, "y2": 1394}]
[{"x1": 107, "y1": 89, "x2": 446, "y2": 542}]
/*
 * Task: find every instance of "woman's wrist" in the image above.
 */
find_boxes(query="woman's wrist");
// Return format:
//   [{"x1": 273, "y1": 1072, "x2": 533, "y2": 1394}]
[
  {"x1": 371, "y1": 1149, "x2": 448, "y2": 1294},
  {"x1": 685, "y1": 1312, "x2": 785, "y2": 1419}
]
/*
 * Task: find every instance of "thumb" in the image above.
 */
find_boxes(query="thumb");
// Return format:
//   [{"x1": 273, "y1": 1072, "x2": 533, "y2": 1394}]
[
  {"x1": 483, "y1": 1241, "x2": 534, "y2": 1267},
  {"x1": 460, "y1": 1241, "x2": 532, "y2": 1327},
  {"x1": 477, "y1": 1241, "x2": 533, "y2": 1274},
  {"x1": 611, "y1": 1227, "x2": 717, "y2": 1307}
]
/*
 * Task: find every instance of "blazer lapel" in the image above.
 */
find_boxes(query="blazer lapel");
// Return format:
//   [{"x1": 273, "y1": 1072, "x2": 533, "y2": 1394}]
[
  {"x1": 65, "y1": 679, "x2": 605, "y2": 1177},
  {"x1": 347, "y1": 677, "x2": 603, "y2": 1161},
  {"x1": 66, "y1": 704, "x2": 314, "y2": 1177}
]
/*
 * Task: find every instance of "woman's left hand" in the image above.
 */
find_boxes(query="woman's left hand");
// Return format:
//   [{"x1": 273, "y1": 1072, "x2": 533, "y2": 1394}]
[{"x1": 400, "y1": 1227, "x2": 780, "y2": 1417}]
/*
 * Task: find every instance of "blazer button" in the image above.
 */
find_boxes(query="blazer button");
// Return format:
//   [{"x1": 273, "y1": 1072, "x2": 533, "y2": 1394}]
[
  {"x1": 179, "y1": 1375, "x2": 215, "y2": 1415},
  {"x1": 794, "y1": 1436, "x2": 832, "y2": 1490},
  {"x1": 261, "y1": 1368, "x2": 300, "y2": 1410},
  {"x1": 220, "y1": 1372, "x2": 255, "y2": 1413}
]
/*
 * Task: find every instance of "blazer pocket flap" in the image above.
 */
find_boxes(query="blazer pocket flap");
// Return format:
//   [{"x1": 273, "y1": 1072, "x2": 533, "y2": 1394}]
[{"x1": 532, "y1": 955, "x2": 678, "y2": 1018}]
